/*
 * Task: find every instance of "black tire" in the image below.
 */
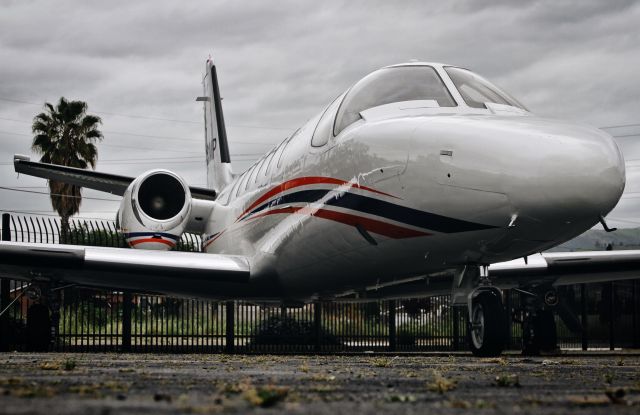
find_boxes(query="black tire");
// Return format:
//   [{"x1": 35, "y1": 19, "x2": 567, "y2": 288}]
[
  {"x1": 26, "y1": 304, "x2": 51, "y2": 352},
  {"x1": 468, "y1": 291, "x2": 507, "y2": 357},
  {"x1": 522, "y1": 309, "x2": 557, "y2": 355}
]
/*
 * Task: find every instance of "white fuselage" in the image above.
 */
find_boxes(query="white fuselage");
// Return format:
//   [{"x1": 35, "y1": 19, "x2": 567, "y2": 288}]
[{"x1": 198, "y1": 64, "x2": 624, "y2": 300}]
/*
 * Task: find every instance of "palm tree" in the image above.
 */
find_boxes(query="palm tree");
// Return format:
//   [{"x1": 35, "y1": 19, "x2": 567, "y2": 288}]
[{"x1": 31, "y1": 97, "x2": 103, "y2": 242}]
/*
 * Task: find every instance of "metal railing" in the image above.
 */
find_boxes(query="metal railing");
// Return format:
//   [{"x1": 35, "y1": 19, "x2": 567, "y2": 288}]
[{"x1": 1, "y1": 212, "x2": 639, "y2": 353}]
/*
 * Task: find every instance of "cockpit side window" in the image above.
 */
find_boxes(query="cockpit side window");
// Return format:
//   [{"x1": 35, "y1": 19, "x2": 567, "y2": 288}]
[
  {"x1": 312, "y1": 94, "x2": 343, "y2": 147},
  {"x1": 444, "y1": 67, "x2": 527, "y2": 110},
  {"x1": 334, "y1": 66, "x2": 456, "y2": 136}
]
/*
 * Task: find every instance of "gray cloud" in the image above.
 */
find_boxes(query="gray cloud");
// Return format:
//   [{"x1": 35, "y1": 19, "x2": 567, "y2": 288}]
[{"x1": 0, "y1": 0, "x2": 639, "y2": 226}]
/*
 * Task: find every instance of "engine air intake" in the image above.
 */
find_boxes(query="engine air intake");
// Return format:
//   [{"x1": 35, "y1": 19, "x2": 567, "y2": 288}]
[{"x1": 138, "y1": 173, "x2": 186, "y2": 220}]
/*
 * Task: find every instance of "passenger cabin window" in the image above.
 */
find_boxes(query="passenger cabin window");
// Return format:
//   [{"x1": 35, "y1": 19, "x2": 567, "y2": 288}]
[
  {"x1": 311, "y1": 95, "x2": 342, "y2": 147},
  {"x1": 334, "y1": 66, "x2": 456, "y2": 135},
  {"x1": 277, "y1": 129, "x2": 299, "y2": 168},
  {"x1": 249, "y1": 160, "x2": 262, "y2": 186},
  {"x1": 266, "y1": 141, "x2": 283, "y2": 175},
  {"x1": 236, "y1": 172, "x2": 249, "y2": 197},
  {"x1": 260, "y1": 150, "x2": 275, "y2": 178},
  {"x1": 444, "y1": 67, "x2": 526, "y2": 110}
]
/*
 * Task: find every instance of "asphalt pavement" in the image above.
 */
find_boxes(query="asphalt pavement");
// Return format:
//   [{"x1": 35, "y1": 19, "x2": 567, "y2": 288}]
[{"x1": 0, "y1": 352, "x2": 639, "y2": 414}]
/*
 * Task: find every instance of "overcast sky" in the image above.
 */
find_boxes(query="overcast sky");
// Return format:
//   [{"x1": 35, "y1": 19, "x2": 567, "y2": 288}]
[{"x1": 0, "y1": 0, "x2": 639, "y2": 228}]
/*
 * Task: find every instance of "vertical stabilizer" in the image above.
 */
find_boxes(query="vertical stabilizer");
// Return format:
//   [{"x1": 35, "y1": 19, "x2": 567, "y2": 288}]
[{"x1": 200, "y1": 57, "x2": 233, "y2": 193}]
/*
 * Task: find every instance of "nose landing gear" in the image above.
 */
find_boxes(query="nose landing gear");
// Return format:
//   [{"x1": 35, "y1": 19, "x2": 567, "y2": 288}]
[
  {"x1": 468, "y1": 291, "x2": 508, "y2": 356},
  {"x1": 452, "y1": 265, "x2": 508, "y2": 357}
]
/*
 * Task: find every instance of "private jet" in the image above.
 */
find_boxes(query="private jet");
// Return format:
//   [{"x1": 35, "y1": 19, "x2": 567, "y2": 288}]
[{"x1": 1, "y1": 59, "x2": 637, "y2": 356}]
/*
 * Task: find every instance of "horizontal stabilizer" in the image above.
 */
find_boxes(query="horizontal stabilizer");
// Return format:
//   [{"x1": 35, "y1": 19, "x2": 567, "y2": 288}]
[{"x1": 13, "y1": 155, "x2": 217, "y2": 201}]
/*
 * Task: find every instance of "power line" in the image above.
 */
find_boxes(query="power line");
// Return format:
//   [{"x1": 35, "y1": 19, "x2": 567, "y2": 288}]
[
  {"x1": 0, "y1": 209, "x2": 115, "y2": 220},
  {"x1": 0, "y1": 130, "x2": 198, "y2": 155},
  {"x1": 612, "y1": 133, "x2": 640, "y2": 139},
  {"x1": 0, "y1": 185, "x2": 121, "y2": 201},
  {"x1": 0, "y1": 116, "x2": 280, "y2": 145},
  {"x1": 1, "y1": 114, "x2": 193, "y2": 139},
  {"x1": 601, "y1": 123, "x2": 640, "y2": 130},
  {"x1": 606, "y1": 217, "x2": 640, "y2": 225},
  {"x1": 0, "y1": 152, "x2": 261, "y2": 166},
  {"x1": 0, "y1": 97, "x2": 293, "y2": 130}
]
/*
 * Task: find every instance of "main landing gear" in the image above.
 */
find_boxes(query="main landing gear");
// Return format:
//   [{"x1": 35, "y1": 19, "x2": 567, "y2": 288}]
[
  {"x1": 452, "y1": 267, "x2": 573, "y2": 356},
  {"x1": 23, "y1": 284, "x2": 61, "y2": 352},
  {"x1": 517, "y1": 286, "x2": 565, "y2": 355}
]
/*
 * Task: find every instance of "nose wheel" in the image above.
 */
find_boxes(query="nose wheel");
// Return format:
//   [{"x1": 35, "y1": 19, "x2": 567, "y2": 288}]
[{"x1": 467, "y1": 291, "x2": 508, "y2": 357}]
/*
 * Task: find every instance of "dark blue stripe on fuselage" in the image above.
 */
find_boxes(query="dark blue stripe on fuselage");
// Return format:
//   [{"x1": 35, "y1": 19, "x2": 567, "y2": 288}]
[
  {"x1": 123, "y1": 232, "x2": 179, "y2": 241},
  {"x1": 244, "y1": 189, "x2": 497, "y2": 233}
]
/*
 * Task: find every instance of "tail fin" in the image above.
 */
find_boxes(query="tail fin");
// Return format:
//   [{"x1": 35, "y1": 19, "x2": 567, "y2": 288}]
[{"x1": 199, "y1": 57, "x2": 233, "y2": 193}]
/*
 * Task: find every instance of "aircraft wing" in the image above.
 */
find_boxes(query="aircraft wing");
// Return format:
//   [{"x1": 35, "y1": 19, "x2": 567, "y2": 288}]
[
  {"x1": 346, "y1": 250, "x2": 640, "y2": 300},
  {"x1": 13, "y1": 155, "x2": 217, "y2": 201},
  {"x1": 489, "y1": 250, "x2": 640, "y2": 286},
  {"x1": 0, "y1": 241, "x2": 249, "y2": 297}
]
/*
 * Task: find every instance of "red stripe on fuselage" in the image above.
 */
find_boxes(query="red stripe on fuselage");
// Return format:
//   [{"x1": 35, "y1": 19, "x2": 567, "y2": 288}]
[
  {"x1": 128, "y1": 238, "x2": 176, "y2": 247},
  {"x1": 245, "y1": 206, "x2": 429, "y2": 239},
  {"x1": 203, "y1": 230, "x2": 225, "y2": 250},
  {"x1": 237, "y1": 176, "x2": 399, "y2": 222}
]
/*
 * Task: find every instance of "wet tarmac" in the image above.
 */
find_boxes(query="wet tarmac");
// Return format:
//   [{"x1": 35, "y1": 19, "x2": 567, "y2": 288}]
[{"x1": 0, "y1": 352, "x2": 639, "y2": 414}]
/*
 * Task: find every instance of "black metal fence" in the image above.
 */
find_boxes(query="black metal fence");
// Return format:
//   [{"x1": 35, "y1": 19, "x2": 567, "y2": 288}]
[{"x1": 1, "y1": 212, "x2": 639, "y2": 353}]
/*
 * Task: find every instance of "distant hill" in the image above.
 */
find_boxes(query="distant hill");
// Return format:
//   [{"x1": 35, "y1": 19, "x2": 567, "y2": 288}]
[{"x1": 547, "y1": 227, "x2": 640, "y2": 252}]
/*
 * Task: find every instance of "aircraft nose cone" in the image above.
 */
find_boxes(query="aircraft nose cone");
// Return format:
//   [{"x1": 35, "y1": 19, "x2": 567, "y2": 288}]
[{"x1": 519, "y1": 123, "x2": 625, "y2": 226}]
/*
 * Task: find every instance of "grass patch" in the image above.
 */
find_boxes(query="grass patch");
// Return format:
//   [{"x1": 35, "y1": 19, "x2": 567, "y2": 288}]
[
  {"x1": 63, "y1": 359, "x2": 76, "y2": 371},
  {"x1": 244, "y1": 385, "x2": 289, "y2": 407},
  {"x1": 494, "y1": 374, "x2": 520, "y2": 387},
  {"x1": 427, "y1": 370, "x2": 457, "y2": 394}
]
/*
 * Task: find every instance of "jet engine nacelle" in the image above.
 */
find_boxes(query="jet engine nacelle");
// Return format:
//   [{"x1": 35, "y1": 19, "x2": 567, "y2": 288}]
[{"x1": 117, "y1": 170, "x2": 192, "y2": 250}]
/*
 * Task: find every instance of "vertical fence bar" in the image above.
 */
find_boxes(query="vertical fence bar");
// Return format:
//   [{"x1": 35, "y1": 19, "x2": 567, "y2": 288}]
[
  {"x1": 314, "y1": 302, "x2": 322, "y2": 352},
  {"x1": 225, "y1": 301, "x2": 234, "y2": 354},
  {"x1": 388, "y1": 300, "x2": 396, "y2": 352},
  {"x1": 504, "y1": 290, "x2": 512, "y2": 350},
  {"x1": 122, "y1": 291, "x2": 132, "y2": 352},
  {"x1": 581, "y1": 284, "x2": 588, "y2": 351},
  {"x1": 452, "y1": 307, "x2": 460, "y2": 351},
  {"x1": 0, "y1": 213, "x2": 11, "y2": 352}
]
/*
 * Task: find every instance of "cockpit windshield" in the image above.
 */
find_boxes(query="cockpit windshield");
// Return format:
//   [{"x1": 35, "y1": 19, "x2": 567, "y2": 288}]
[
  {"x1": 444, "y1": 67, "x2": 527, "y2": 111},
  {"x1": 334, "y1": 66, "x2": 456, "y2": 135}
]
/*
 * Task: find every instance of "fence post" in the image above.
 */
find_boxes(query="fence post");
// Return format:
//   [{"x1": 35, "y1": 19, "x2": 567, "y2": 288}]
[
  {"x1": 121, "y1": 291, "x2": 132, "y2": 352},
  {"x1": 314, "y1": 302, "x2": 322, "y2": 352},
  {"x1": 0, "y1": 213, "x2": 11, "y2": 352},
  {"x1": 634, "y1": 279, "x2": 640, "y2": 349},
  {"x1": 609, "y1": 282, "x2": 615, "y2": 351},
  {"x1": 581, "y1": 284, "x2": 588, "y2": 351},
  {"x1": 452, "y1": 307, "x2": 460, "y2": 351},
  {"x1": 225, "y1": 301, "x2": 235, "y2": 354},
  {"x1": 388, "y1": 300, "x2": 396, "y2": 352}
]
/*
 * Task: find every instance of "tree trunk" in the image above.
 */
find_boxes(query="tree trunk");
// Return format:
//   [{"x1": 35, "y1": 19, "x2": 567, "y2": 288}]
[{"x1": 60, "y1": 215, "x2": 70, "y2": 244}]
